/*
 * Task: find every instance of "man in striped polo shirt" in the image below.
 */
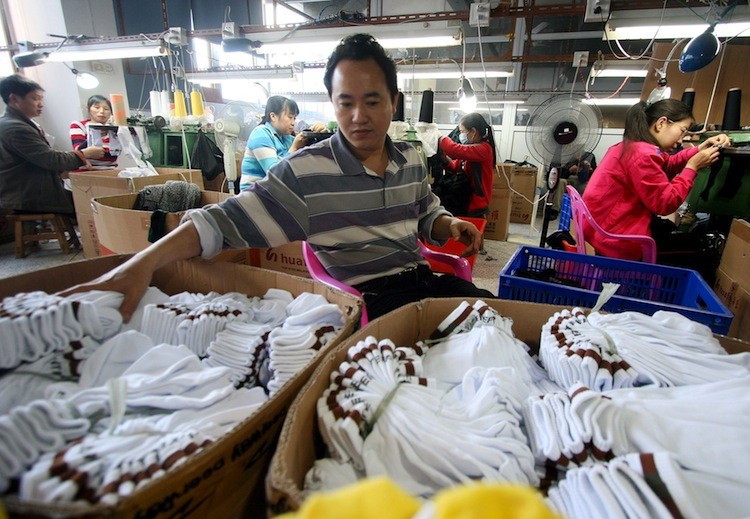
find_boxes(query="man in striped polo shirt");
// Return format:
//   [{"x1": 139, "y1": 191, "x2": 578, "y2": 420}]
[{"x1": 63, "y1": 34, "x2": 494, "y2": 322}]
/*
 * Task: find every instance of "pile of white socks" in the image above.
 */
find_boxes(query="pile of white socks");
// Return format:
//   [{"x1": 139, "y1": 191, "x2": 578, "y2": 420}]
[
  {"x1": 0, "y1": 289, "x2": 169, "y2": 414},
  {"x1": 20, "y1": 387, "x2": 267, "y2": 504},
  {"x1": 316, "y1": 331, "x2": 539, "y2": 497},
  {"x1": 266, "y1": 293, "x2": 345, "y2": 396},
  {"x1": 140, "y1": 298, "x2": 251, "y2": 357},
  {"x1": 523, "y1": 376, "x2": 750, "y2": 485},
  {"x1": 1, "y1": 285, "x2": 346, "y2": 506},
  {"x1": 540, "y1": 308, "x2": 750, "y2": 390},
  {"x1": 421, "y1": 300, "x2": 554, "y2": 393},
  {"x1": 0, "y1": 398, "x2": 90, "y2": 493},
  {"x1": 0, "y1": 291, "x2": 115, "y2": 370},
  {"x1": 203, "y1": 322, "x2": 271, "y2": 388},
  {"x1": 547, "y1": 451, "x2": 750, "y2": 519}
]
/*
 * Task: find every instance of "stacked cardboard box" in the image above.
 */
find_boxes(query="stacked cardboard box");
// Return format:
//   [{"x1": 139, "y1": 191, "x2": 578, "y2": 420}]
[
  {"x1": 0, "y1": 256, "x2": 361, "y2": 518},
  {"x1": 510, "y1": 166, "x2": 538, "y2": 224},
  {"x1": 485, "y1": 164, "x2": 513, "y2": 241},
  {"x1": 714, "y1": 218, "x2": 750, "y2": 341},
  {"x1": 70, "y1": 168, "x2": 203, "y2": 258}
]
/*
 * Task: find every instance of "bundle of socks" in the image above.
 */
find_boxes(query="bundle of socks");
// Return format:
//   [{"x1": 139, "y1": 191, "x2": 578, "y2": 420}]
[
  {"x1": 0, "y1": 291, "x2": 107, "y2": 370},
  {"x1": 522, "y1": 375, "x2": 750, "y2": 493},
  {"x1": 540, "y1": 308, "x2": 750, "y2": 391},
  {"x1": 315, "y1": 334, "x2": 538, "y2": 497},
  {"x1": 21, "y1": 387, "x2": 267, "y2": 504},
  {"x1": 140, "y1": 294, "x2": 254, "y2": 357},
  {"x1": 266, "y1": 293, "x2": 345, "y2": 396},
  {"x1": 203, "y1": 321, "x2": 271, "y2": 388},
  {"x1": 0, "y1": 398, "x2": 90, "y2": 492},
  {"x1": 420, "y1": 300, "x2": 555, "y2": 393},
  {"x1": 547, "y1": 451, "x2": 750, "y2": 519}
]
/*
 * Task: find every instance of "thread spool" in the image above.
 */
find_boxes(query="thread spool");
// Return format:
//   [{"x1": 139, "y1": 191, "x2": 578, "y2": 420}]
[
  {"x1": 681, "y1": 88, "x2": 696, "y2": 112},
  {"x1": 160, "y1": 90, "x2": 170, "y2": 119},
  {"x1": 392, "y1": 91, "x2": 405, "y2": 122},
  {"x1": 419, "y1": 89, "x2": 434, "y2": 123},
  {"x1": 722, "y1": 88, "x2": 741, "y2": 131},
  {"x1": 149, "y1": 91, "x2": 162, "y2": 118},
  {"x1": 190, "y1": 89, "x2": 204, "y2": 116},
  {"x1": 173, "y1": 90, "x2": 187, "y2": 118},
  {"x1": 110, "y1": 94, "x2": 127, "y2": 126}
]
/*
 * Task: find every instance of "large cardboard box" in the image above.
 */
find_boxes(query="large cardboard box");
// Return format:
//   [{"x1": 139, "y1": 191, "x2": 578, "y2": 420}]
[
  {"x1": 714, "y1": 218, "x2": 750, "y2": 341},
  {"x1": 92, "y1": 191, "x2": 228, "y2": 255},
  {"x1": 510, "y1": 166, "x2": 538, "y2": 224},
  {"x1": 266, "y1": 297, "x2": 750, "y2": 514},
  {"x1": 0, "y1": 256, "x2": 361, "y2": 519},
  {"x1": 485, "y1": 165, "x2": 513, "y2": 241},
  {"x1": 70, "y1": 168, "x2": 203, "y2": 258}
]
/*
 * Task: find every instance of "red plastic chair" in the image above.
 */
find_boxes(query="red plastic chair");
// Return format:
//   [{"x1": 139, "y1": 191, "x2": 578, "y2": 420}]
[
  {"x1": 302, "y1": 241, "x2": 472, "y2": 327},
  {"x1": 566, "y1": 185, "x2": 657, "y2": 263},
  {"x1": 422, "y1": 216, "x2": 487, "y2": 275}
]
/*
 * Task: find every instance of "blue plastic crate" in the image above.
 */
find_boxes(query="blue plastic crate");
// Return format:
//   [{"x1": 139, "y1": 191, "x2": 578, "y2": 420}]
[{"x1": 498, "y1": 246, "x2": 733, "y2": 335}]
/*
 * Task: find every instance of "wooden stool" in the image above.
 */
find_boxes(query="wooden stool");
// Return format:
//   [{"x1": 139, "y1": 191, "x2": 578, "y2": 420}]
[{"x1": 7, "y1": 213, "x2": 81, "y2": 259}]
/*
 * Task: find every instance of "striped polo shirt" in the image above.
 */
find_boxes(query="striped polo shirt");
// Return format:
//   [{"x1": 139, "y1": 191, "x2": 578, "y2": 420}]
[
  {"x1": 185, "y1": 131, "x2": 450, "y2": 286},
  {"x1": 240, "y1": 122, "x2": 295, "y2": 190}
]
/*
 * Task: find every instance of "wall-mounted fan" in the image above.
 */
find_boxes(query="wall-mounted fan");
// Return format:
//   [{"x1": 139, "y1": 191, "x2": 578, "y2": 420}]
[
  {"x1": 213, "y1": 101, "x2": 261, "y2": 193},
  {"x1": 525, "y1": 94, "x2": 603, "y2": 246}
]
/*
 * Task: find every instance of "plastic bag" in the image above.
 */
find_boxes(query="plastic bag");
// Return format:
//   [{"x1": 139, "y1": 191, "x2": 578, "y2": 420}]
[{"x1": 190, "y1": 132, "x2": 224, "y2": 181}]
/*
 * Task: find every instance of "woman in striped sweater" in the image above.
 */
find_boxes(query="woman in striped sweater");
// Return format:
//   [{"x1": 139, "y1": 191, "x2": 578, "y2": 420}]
[{"x1": 70, "y1": 95, "x2": 119, "y2": 169}]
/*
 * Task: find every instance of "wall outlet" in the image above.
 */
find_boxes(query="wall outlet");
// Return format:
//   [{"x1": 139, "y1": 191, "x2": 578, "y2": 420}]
[
  {"x1": 469, "y1": 2, "x2": 491, "y2": 28},
  {"x1": 573, "y1": 51, "x2": 589, "y2": 68},
  {"x1": 167, "y1": 27, "x2": 187, "y2": 46},
  {"x1": 584, "y1": 0, "x2": 610, "y2": 22},
  {"x1": 222, "y1": 22, "x2": 239, "y2": 39}
]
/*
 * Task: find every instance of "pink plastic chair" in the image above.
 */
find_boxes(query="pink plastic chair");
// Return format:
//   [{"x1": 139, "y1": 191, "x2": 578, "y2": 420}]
[
  {"x1": 302, "y1": 241, "x2": 472, "y2": 327},
  {"x1": 566, "y1": 185, "x2": 657, "y2": 263}
]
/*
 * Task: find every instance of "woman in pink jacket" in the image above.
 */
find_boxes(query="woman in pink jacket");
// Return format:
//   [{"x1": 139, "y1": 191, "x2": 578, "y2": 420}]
[{"x1": 583, "y1": 99, "x2": 730, "y2": 264}]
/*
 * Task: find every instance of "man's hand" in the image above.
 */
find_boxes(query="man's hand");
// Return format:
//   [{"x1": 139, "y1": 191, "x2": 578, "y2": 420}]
[
  {"x1": 449, "y1": 218, "x2": 482, "y2": 257},
  {"x1": 57, "y1": 255, "x2": 154, "y2": 323},
  {"x1": 58, "y1": 222, "x2": 203, "y2": 322},
  {"x1": 432, "y1": 215, "x2": 482, "y2": 257},
  {"x1": 82, "y1": 146, "x2": 105, "y2": 159}
]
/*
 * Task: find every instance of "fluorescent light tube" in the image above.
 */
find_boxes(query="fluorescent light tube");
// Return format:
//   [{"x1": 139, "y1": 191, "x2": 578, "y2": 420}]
[
  {"x1": 45, "y1": 41, "x2": 167, "y2": 62},
  {"x1": 185, "y1": 67, "x2": 295, "y2": 84},
  {"x1": 583, "y1": 97, "x2": 641, "y2": 106},
  {"x1": 591, "y1": 68, "x2": 648, "y2": 78},
  {"x1": 604, "y1": 6, "x2": 750, "y2": 40}
]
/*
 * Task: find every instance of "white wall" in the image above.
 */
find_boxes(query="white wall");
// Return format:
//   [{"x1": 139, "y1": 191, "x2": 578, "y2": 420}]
[{"x1": 7, "y1": 0, "x2": 128, "y2": 151}]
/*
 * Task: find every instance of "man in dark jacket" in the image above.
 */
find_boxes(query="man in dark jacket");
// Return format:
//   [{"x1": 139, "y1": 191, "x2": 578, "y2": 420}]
[{"x1": 0, "y1": 74, "x2": 104, "y2": 215}]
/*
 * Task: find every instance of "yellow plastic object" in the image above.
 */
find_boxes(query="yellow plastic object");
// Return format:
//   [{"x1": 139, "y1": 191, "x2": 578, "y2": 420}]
[
  {"x1": 173, "y1": 90, "x2": 187, "y2": 118},
  {"x1": 190, "y1": 89, "x2": 204, "y2": 116}
]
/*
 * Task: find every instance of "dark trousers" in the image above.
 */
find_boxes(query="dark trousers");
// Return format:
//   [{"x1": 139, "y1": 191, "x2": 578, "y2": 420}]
[{"x1": 354, "y1": 264, "x2": 495, "y2": 321}]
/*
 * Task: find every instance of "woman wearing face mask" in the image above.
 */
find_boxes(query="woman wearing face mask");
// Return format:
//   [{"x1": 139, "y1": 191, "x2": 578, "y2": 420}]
[
  {"x1": 70, "y1": 95, "x2": 119, "y2": 169},
  {"x1": 583, "y1": 99, "x2": 730, "y2": 280},
  {"x1": 437, "y1": 112, "x2": 497, "y2": 217},
  {"x1": 240, "y1": 95, "x2": 325, "y2": 191}
]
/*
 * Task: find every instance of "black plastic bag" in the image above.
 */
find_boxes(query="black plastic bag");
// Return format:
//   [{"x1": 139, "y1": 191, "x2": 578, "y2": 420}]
[
  {"x1": 433, "y1": 172, "x2": 472, "y2": 216},
  {"x1": 190, "y1": 132, "x2": 224, "y2": 181}
]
